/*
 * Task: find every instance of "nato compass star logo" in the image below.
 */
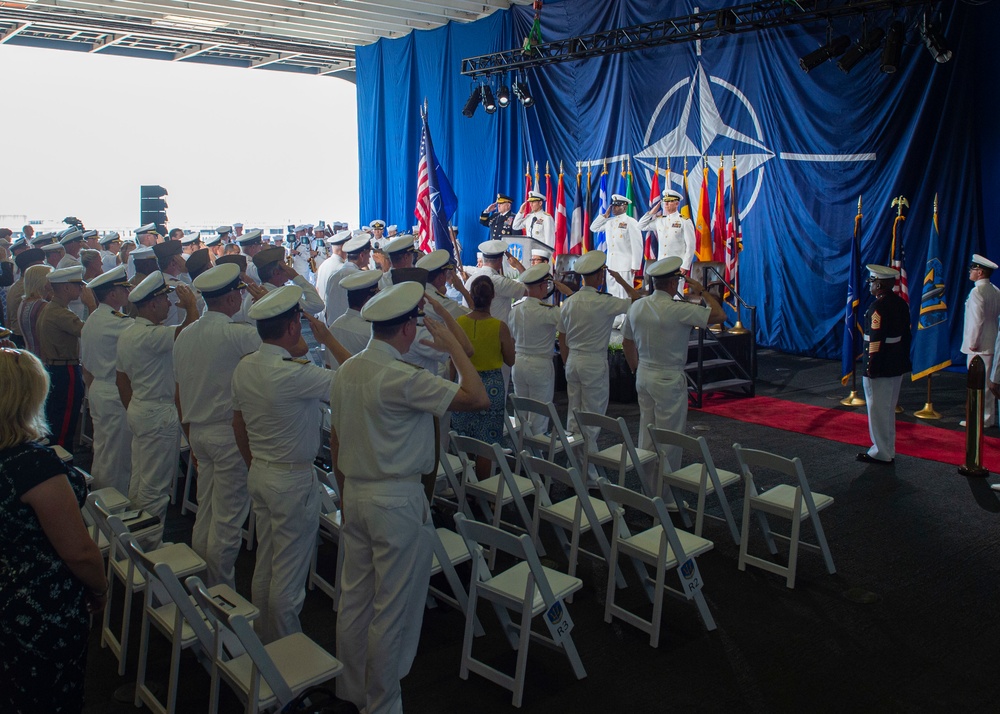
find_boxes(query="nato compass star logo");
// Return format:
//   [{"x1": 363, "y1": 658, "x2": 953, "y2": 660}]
[{"x1": 634, "y1": 62, "x2": 875, "y2": 221}]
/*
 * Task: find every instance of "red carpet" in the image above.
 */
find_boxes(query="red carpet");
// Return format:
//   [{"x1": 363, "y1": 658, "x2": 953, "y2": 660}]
[{"x1": 697, "y1": 394, "x2": 1000, "y2": 472}]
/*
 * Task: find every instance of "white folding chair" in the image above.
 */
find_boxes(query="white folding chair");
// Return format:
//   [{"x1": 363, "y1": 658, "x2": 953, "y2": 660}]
[
  {"x1": 308, "y1": 466, "x2": 343, "y2": 608},
  {"x1": 573, "y1": 410, "x2": 658, "y2": 494},
  {"x1": 121, "y1": 533, "x2": 258, "y2": 714},
  {"x1": 598, "y1": 479, "x2": 716, "y2": 648},
  {"x1": 187, "y1": 576, "x2": 344, "y2": 714},
  {"x1": 510, "y1": 395, "x2": 585, "y2": 472},
  {"x1": 454, "y1": 513, "x2": 586, "y2": 708},
  {"x1": 520, "y1": 451, "x2": 625, "y2": 590},
  {"x1": 83, "y1": 488, "x2": 130, "y2": 556},
  {"x1": 647, "y1": 426, "x2": 742, "y2": 544},
  {"x1": 450, "y1": 432, "x2": 539, "y2": 561},
  {"x1": 427, "y1": 521, "x2": 486, "y2": 637},
  {"x1": 733, "y1": 444, "x2": 836, "y2": 589}
]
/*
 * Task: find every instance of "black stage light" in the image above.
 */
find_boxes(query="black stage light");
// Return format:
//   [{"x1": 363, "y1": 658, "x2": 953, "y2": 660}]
[
  {"x1": 799, "y1": 35, "x2": 850, "y2": 72},
  {"x1": 482, "y1": 84, "x2": 497, "y2": 114},
  {"x1": 881, "y1": 21, "x2": 904, "y2": 74},
  {"x1": 837, "y1": 27, "x2": 885, "y2": 73},
  {"x1": 497, "y1": 84, "x2": 510, "y2": 108},
  {"x1": 921, "y1": 22, "x2": 952, "y2": 64},
  {"x1": 462, "y1": 86, "x2": 482, "y2": 118},
  {"x1": 513, "y1": 80, "x2": 534, "y2": 108}
]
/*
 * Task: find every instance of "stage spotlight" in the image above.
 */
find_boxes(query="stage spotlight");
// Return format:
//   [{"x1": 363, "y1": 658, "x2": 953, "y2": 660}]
[
  {"x1": 837, "y1": 27, "x2": 885, "y2": 73},
  {"x1": 513, "y1": 81, "x2": 534, "y2": 108},
  {"x1": 482, "y1": 85, "x2": 497, "y2": 114},
  {"x1": 462, "y1": 86, "x2": 482, "y2": 118},
  {"x1": 921, "y1": 22, "x2": 952, "y2": 64},
  {"x1": 799, "y1": 35, "x2": 850, "y2": 72},
  {"x1": 497, "y1": 84, "x2": 511, "y2": 108},
  {"x1": 881, "y1": 21, "x2": 903, "y2": 74}
]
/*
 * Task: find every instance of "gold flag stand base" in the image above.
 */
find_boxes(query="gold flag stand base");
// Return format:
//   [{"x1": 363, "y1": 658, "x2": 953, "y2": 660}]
[
  {"x1": 895, "y1": 405, "x2": 905, "y2": 414},
  {"x1": 709, "y1": 323, "x2": 726, "y2": 334},
  {"x1": 729, "y1": 320, "x2": 749, "y2": 335},
  {"x1": 840, "y1": 391, "x2": 865, "y2": 406},
  {"x1": 914, "y1": 403, "x2": 941, "y2": 420}
]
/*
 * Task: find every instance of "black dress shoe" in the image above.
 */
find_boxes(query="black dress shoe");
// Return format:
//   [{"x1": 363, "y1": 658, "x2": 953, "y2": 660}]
[{"x1": 856, "y1": 452, "x2": 894, "y2": 465}]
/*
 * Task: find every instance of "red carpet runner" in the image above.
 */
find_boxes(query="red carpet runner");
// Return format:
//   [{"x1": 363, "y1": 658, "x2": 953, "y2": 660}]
[{"x1": 696, "y1": 394, "x2": 1000, "y2": 472}]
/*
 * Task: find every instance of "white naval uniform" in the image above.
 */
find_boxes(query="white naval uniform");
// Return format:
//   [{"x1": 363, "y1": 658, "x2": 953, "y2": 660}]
[
  {"x1": 558, "y1": 286, "x2": 631, "y2": 442},
  {"x1": 963, "y1": 277, "x2": 1000, "y2": 425},
  {"x1": 638, "y1": 210, "x2": 696, "y2": 271},
  {"x1": 56, "y1": 253, "x2": 88, "y2": 320},
  {"x1": 329, "y1": 308, "x2": 371, "y2": 369},
  {"x1": 241, "y1": 253, "x2": 261, "y2": 286},
  {"x1": 264, "y1": 274, "x2": 325, "y2": 316},
  {"x1": 313, "y1": 253, "x2": 346, "y2": 319},
  {"x1": 231, "y1": 344, "x2": 331, "y2": 643},
  {"x1": 289, "y1": 239, "x2": 313, "y2": 282},
  {"x1": 116, "y1": 317, "x2": 181, "y2": 528},
  {"x1": 164, "y1": 274, "x2": 206, "y2": 326},
  {"x1": 623, "y1": 291, "x2": 710, "y2": 493},
  {"x1": 324, "y1": 262, "x2": 361, "y2": 327},
  {"x1": 174, "y1": 311, "x2": 261, "y2": 588},
  {"x1": 100, "y1": 250, "x2": 118, "y2": 272},
  {"x1": 590, "y1": 213, "x2": 644, "y2": 300},
  {"x1": 463, "y1": 265, "x2": 527, "y2": 325},
  {"x1": 426, "y1": 286, "x2": 469, "y2": 321},
  {"x1": 512, "y1": 209, "x2": 555, "y2": 249},
  {"x1": 330, "y1": 339, "x2": 459, "y2": 714},
  {"x1": 80, "y1": 303, "x2": 134, "y2": 494},
  {"x1": 509, "y1": 296, "x2": 559, "y2": 435}
]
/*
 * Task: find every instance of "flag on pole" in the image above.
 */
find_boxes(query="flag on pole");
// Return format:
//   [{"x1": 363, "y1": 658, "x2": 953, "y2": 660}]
[
  {"x1": 414, "y1": 104, "x2": 458, "y2": 256},
  {"x1": 583, "y1": 167, "x2": 592, "y2": 253},
  {"x1": 553, "y1": 168, "x2": 568, "y2": 256},
  {"x1": 681, "y1": 160, "x2": 693, "y2": 220},
  {"x1": 570, "y1": 168, "x2": 584, "y2": 255},
  {"x1": 889, "y1": 196, "x2": 910, "y2": 303},
  {"x1": 624, "y1": 159, "x2": 636, "y2": 219},
  {"x1": 841, "y1": 198, "x2": 864, "y2": 386},
  {"x1": 594, "y1": 166, "x2": 609, "y2": 252},
  {"x1": 545, "y1": 162, "x2": 553, "y2": 213},
  {"x1": 712, "y1": 156, "x2": 727, "y2": 263},
  {"x1": 643, "y1": 160, "x2": 661, "y2": 263},
  {"x1": 695, "y1": 161, "x2": 712, "y2": 262},
  {"x1": 725, "y1": 154, "x2": 742, "y2": 293},
  {"x1": 534, "y1": 162, "x2": 540, "y2": 194},
  {"x1": 910, "y1": 194, "x2": 951, "y2": 380},
  {"x1": 523, "y1": 162, "x2": 532, "y2": 237}
]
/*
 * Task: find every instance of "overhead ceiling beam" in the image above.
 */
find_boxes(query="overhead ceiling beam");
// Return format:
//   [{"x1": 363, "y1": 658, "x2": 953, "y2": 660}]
[
  {"x1": 89, "y1": 31, "x2": 127, "y2": 51},
  {"x1": 172, "y1": 41, "x2": 222, "y2": 60},
  {"x1": 250, "y1": 51, "x2": 297, "y2": 68},
  {"x1": 319, "y1": 59, "x2": 355, "y2": 75},
  {"x1": 0, "y1": 20, "x2": 29, "y2": 43}
]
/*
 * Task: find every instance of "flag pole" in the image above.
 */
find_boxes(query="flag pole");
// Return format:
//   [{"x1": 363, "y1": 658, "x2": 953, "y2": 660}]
[
  {"x1": 729, "y1": 151, "x2": 749, "y2": 335},
  {"x1": 915, "y1": 194, "x2": 943, "y2": 419},
  {"x1": 891, "y1": 194, "x2": 909, "y2": 415},
  {"x1": 841, "y1": 195, "x2": 865, "y2": 407}
]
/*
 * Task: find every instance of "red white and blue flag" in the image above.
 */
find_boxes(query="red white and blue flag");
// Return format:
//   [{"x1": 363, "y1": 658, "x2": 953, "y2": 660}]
[{"x1": 414, "y1": 105, "x2": 457, "y2": 256}]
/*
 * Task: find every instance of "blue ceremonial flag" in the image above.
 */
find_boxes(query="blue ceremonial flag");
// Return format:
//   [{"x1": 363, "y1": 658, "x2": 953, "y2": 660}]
[
  {"x1": 594, "y1": 169, "x2": 609, "y2": 252},
  {"x1": 841, "y1": 198, "x2": 863, "y2": 386},
  {"x1": 414, "y1": 105, "x2": 458, "y2": 257},
  {"x1": 910, "y1": 195, "x2": 951, "y2": 380}
]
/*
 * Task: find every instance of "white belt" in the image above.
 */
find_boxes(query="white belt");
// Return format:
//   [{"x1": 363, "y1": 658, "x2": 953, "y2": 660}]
[
  {"x1": 254, "y1": 459, "x2": 314, "y2": 472},
  {"x1": 570, "y1": 348, "x2": 607, "y2": 356},
  {"x1": 863, "y1": 336, "x2": 901, "y2": 343},
  {"x1": 132, "y1": 396, "x2": 175, "y2": 405},
  {"x1": 516, "y1": 351, "x2": 552, "y2": 358}
]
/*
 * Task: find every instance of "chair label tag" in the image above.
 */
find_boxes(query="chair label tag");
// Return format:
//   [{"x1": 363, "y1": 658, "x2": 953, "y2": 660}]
[
  {"x1": 544, "y1": 599, "x2": 574, "y2": 644},
  {"x1": 678, "y1": 558, "x2": 704, "y2": 599}
]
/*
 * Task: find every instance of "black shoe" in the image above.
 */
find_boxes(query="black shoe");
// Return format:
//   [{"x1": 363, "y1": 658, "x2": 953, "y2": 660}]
[{"x1": 856, "y1": 452, "x2": 894, "y2": 465}]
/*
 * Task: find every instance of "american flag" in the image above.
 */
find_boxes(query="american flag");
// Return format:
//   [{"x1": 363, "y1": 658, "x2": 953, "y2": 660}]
[
  {"x1": 725, "y1": 157, "x2": 741, "y2": 291},
  {"x1": 414, "y1": 105, "x2": 457, "y2": 256},
  {"x1": 889, "y1": 208, "x2": 909, "y2": 303}
]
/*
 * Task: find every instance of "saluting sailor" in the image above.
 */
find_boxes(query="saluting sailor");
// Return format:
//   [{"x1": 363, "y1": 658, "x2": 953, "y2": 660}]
[
  {"x1": 638, "y1": 189, "x2": 697, "y2": 274},
  {"x1": 512, "y1": 191, "x2": 555, "y2": 249},
  {"x1": 591, "y1": 193, "x2": 644, "y2": 300},
  {"x1": 152, "y1": 239, "x2": 204, "y2": 326},
  {"x1": 314, "y1": 229, "x2": 351, "y2": 319},
  {"x1": 378, "y1": 234, "x2": 418, "y2": 291},
  {"x1": 80, "y1": 265, "x2": 134, "y2": 494},
  {"x1": 417, "y1": 249, "x2": 470, "y2": 320},
  {"x1": 480, "y1": 192, "x2": 516, "y2": 241},
  {"x1": 98, "y1": 232, "x2": 122, "y2": 272},
  {"x1": 329, "y1": 269, "x2": 380, "y2": 365},
  {"x1": 237, "y1": 228, "x2": 266, "y2": 285},
  {"x1": 252, "y1": 245, "x2": 325, "y2": 314},
  {"x1": 231, "y1": 286, "x2": 351, "y2": 643},
  {"x1": 325, "y1": 232, "x2": 373, "y2": 327},
  {"x1": 466, "y1": 240, "x2": 528, "y2": 325}
]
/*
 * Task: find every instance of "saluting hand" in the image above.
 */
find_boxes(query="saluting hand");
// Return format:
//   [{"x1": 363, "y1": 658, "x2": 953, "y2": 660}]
[
  {"x1": 419, "y1": 314, "x2": 459, "y2": 354},
  {"x1": 245, "y1": 280, "x2": 268, "y2": 302},
  {"x1": 304, "y1": 312, "x2": 333, "y2": 344},
  {"x1": 175, "y1": 284, "x2": 197, "y2": 309}
]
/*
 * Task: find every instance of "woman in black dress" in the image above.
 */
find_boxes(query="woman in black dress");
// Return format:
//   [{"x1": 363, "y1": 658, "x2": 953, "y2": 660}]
[{"x1": 0, "y1": 347, "x2": 107, "y2": 713}]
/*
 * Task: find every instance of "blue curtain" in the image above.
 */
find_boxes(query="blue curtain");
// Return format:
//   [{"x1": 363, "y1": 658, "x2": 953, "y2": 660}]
[{"x1": 357, "y1": 0, "x2": 980, "y2": 361}]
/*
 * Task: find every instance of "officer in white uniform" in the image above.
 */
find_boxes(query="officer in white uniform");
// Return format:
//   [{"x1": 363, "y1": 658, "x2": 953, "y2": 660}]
[
  {"x1": 558, "y1": 251, "x2": 640, "y2": 444},
  {"x1": 530, "y1": 248, "x2": 552, "y2": 266},
  {"x1": 180, "y1": 231, "x2": 202, "y2": 256},
  {"x1": 288, "y1": 225, "x2": 315, "y2": 282},
  {"x1": 638, "y1": 189, "x2": 697, "y2": 273},
  {"x1": 204, "y1": 232, "x2": 225, "y2": 262},
  {"x1": 253, "y1": 246, "x2": 325, "y2": 315},
  {"x1": 329, "y1": 269, "x2": 379, "y2": 368},
  {"x1": 417, "y1": 249, "x2": 469, "y2": 320},
  {"x1": 215, "y1": 225, "x2": 234, "y2": 245},
  {"x1": 80, "y1": 265, "x2": 134, "y2": 494},
  {"x1": 512, "y1": 190, "x2": 555, "y2": 249},
  {"x1": 590, "y1": 194, "x2": 644, "y2": 300},
  {"x1": 174, "y1": 264, "x2": 262, "y2": 588},
  {"x1": 962, "y1": 254, "x2": 1000, "y2": 427},
  {"x1": 330, "y1": 282, "x2": 489, "y2": 714},
  {"x1": 116, "y1": 271, "x2": 199, "y2": 528},
  {"x1": 314, "y1": 229, "x2": 351, "y2": 316},
  {"x1": 232, "y1": 286, "x2": 351, "y2": 643},
  {"x1": 325, "y1": 233, "x2": 373, "y2": 327},
  {"x1": 99, "y1": 232, "x2": 122, "y2": 272},
  {"x1": 56, "y1": 229, "x2": 84, "y2": 270},
  {"x1": 467, "y1": 240, "x2": 527, "y2": 325},
  {"x1": 152, "y1": 240, "x2": 205, "y2": 326},
  {"x1": 622, "y1": 257, "x2": 726, "y2": 492},
  {"x1": 510, "y1": 263, "x2": 562, "y2": 435},
  {"x1": 378, "y1": 235, "x2": 418, "y2": 291},
  {"x1": 237, "y1": 229, "x2": 266, "y2": 285}
]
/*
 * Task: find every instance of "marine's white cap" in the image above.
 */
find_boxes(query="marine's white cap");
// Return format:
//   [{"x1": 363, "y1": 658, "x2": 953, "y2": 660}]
[
  {"x1": 248, "y1": 285, "x2": 302, "y2": 320},
  {"x1": 47, "y1": 266, "x2": 86, "y2": 284},
  {"x1": 478, "y1": 239, "x2": 508, "y2": 257},
  {"x1": 340, "y1": 270, "x2": 382, "y2": 291},
  {"x1": 416, "y1": 249, "x2": 454, "y2": 272},
  {"x1": 971, "y1": 254, "x2": 998, "y2": 270},
  {"x1": 519, "y1": 263, "x2": 552, "y2": 285},
  {"x1": 361, "y1": 281, "x2": 424, "y2": 324},
  {"x1": 87, "y1": 265, "x2": 129, "y2": 290},
  {"x1": 646, "y1": 256, "x2": 683, "y2": 278},
  {"x1": 193, "y1": 263, "x2": 244, "y2": 298},
  {"x1": 574, "y1": 250, "x2": 607, "y2": 275},
  {"x1": 866, "y1": 264, "x2": 899, "y2": 280},
  {"x1": 129, "y1": 270, "x2": 174, "y2": 303}
]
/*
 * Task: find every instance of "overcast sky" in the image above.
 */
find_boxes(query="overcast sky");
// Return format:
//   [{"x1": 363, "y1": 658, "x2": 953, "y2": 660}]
[{"x1": 0, "y1": 44, "x2": 358, "y2": 232}]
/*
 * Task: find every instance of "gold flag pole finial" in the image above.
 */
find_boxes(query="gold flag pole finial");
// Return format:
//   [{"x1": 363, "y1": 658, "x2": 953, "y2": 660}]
[{"x1": 559, "y1": 160, "x2": 563, "y2": 175}]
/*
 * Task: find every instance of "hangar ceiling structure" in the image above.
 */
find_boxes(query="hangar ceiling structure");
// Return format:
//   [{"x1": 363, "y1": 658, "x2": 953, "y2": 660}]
[{"x1": 0, "y1": 0, "x2": 523, "y2": 80}]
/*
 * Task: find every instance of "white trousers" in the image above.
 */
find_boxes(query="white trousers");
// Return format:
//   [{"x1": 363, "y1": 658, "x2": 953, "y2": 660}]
[
  {"x1": 636, "y1": 366, "x2": 687, "y2": 495},
  {"x1": 968, "y1": 353, "x2": 995, "y2": 426},
  {"x1": 565, "y1": 352, "x2": 609, "y2": 443},
  {"x1": 126, "y1": 399, "x2": 180, "y2": 527},
  {"x1": 189, "y1": 423, "x2": 250, "y2": 589},
  {"x1": 512, "y1": 354, "x2": 555, "y2": 436},
  {"x1": 337, "y1": 480, "x2": 432, "y2": 714},
  {"x1": 247, "y1": 463, "x2": 319, "y2": 644},
  {"x1": 863, "y1": 375, "x2": 902, "y2": 462},
  {"x1": 88, "y1": 380, "x2": 132, "y2": 495}
]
